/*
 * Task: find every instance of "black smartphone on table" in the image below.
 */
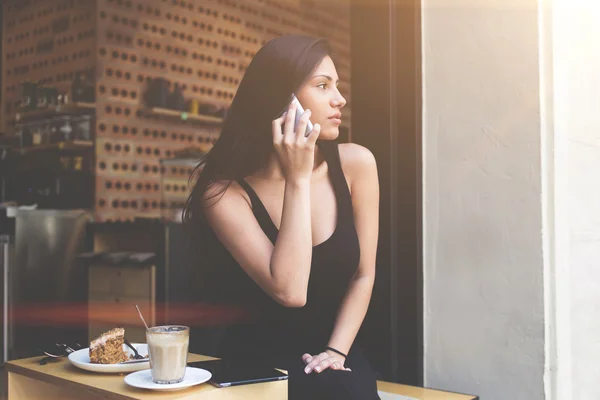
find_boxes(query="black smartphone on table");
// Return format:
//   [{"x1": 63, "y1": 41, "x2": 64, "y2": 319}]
[{"x1": 188, "y1": 359, "x2": 288, "y2": 388}]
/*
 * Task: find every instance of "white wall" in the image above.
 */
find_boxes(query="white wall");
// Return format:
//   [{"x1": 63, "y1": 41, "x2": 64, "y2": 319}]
[
  {"x1": 423, "y1": 1, "x2": 600, "y2": 399},
  {"x1": 552, "y1": 1, "x2": 600, "y2": 398},
  {"x1": 422, "y1": 1, "x2": 547, "y2": 399}
]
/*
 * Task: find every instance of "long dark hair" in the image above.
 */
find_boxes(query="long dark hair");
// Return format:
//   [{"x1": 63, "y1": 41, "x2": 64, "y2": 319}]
[{"x1": 183, "y1": 35, "x2": 333, "y2": 230}]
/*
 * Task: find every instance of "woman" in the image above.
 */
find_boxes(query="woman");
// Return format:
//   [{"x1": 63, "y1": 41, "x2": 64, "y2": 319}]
[{"x1": 184, "y1": 34, "x2": 380, "y2": 399}]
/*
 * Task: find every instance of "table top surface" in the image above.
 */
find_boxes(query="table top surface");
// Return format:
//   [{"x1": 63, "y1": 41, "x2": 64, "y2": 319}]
[{"x1": 7, "y1": 354, "x2": 478, "y2": 400}]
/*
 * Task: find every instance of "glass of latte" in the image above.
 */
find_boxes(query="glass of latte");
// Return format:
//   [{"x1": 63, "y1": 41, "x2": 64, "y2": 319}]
[{"x1": 146, "y1": 325, "x2": 190, "y2": 384}]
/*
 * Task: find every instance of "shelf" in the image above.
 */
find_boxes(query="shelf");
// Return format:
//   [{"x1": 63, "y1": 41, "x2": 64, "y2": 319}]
[
  {"x1": 159, "y1": 158, "x2": 203, "y2": 167},
  {"x1": 16, "y1": 140, "x2": 94, "y2": 155},
  {"x1": 140, "y1": 107, "x2": 223, "y2": 125},
  {"x1": 15, "y1": 102, "x2": 96, "y2": 123}
]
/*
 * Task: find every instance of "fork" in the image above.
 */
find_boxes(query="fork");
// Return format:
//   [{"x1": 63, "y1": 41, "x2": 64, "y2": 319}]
[
  {"x1": 123, "y1": 338, "x2": 145, "y2": 360},
  {"x1": 39, "y1": 343, "x2": 79, "y2": 365}
]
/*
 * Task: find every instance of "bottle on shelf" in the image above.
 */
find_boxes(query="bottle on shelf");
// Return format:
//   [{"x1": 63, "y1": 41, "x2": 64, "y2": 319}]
[
  {"x1": 167, "y1": 83, "x2": 186, "y2": 111},
  {"x1": 144, "y1": 77, "x2": 170, "y2": 108},
  {"x1": 71, "y1": 72, "x2": 95, "y2": 103}
]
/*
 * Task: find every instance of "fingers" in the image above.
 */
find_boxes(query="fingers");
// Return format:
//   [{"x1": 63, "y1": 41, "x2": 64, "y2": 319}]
[
  {"x1": 302, "y1": 353, "x2": 313, "y2": 364},
  {"x1": 305, "y1": 123, "x2": 321, "y2": 144},
  {"x1": 272, "y1": 102, "x2": 295, "y2": 144},
  {"x1": 272, "y1": 114, "x2": 285, "y2": 144},
  {"x1": 282, "y1": 102, "x2": 297, "y2": 143},
  {"x1": 303, "y1": 352, "x2": 349, "y2": 374},
  {"x1": 312, "y1": 357, "x2": 332, "y2": 373},
  {"x1": 330, "y1": 362, "x2": 351, "y2": 372},
  {"x1": 273, "y1": 102, "x2": 319, "y2": 147},
  {"x1": 304, "y1": 352, "x2": 326, "y2": 374},
  {"x1": 295, "y1": 109, "x2": 312, "y2": 143}
]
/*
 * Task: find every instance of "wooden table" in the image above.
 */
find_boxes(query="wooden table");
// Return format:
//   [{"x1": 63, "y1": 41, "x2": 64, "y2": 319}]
[{"x1": 7, "y1": 353, "x2": 478, "y2": 399}]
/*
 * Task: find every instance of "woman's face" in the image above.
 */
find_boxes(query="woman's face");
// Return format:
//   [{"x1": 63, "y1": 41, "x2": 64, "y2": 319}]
[{"x1": 296, "y1": 56, "x2": 347, "y2": 141}]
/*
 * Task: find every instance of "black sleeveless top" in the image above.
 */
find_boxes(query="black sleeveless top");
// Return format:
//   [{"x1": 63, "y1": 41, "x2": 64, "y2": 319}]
[{"x1": 202, "y1": 142, "x2": 361, "y2": 367}]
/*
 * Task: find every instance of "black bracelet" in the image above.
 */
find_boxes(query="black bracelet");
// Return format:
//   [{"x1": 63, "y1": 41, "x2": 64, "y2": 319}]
[{"x1": 325, "y1": 346, "x2": 347, "y2": 359}]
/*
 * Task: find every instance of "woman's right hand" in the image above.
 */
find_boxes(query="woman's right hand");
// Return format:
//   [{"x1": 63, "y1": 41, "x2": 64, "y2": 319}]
[{"x1": 272, "y1": 102, "x2": 321, "y2": 182}]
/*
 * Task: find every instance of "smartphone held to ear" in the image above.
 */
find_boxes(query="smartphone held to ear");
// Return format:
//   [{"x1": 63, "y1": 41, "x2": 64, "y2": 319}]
[{"x1": 286, "y1": 95, "x2": 314, "y2": 137}]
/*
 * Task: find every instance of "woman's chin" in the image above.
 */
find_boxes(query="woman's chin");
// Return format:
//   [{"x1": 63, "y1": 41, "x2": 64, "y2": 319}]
[{"x1": 316, "y1": 128, "x2": 339, "y2": 141}]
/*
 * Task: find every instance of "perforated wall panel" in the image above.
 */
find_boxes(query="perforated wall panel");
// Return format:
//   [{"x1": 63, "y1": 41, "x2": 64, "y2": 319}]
[
  {"x1": 2, "y1": 0, "x2": 351, "y2": 222},
  {"x1": 2, "y1": 0, "x2": 97, "y2": 130}
]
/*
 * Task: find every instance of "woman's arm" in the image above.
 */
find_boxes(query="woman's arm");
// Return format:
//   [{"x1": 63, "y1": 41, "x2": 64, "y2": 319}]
[
  {"x1": 303, "y1": 143, "x2": 379, "y2": 373},
  {"x1": 204, "y1": 179, "x2": 312, "y2": 308},
  {"x1": 203, "y1": 108, "x2": 320, "y2": 308}
]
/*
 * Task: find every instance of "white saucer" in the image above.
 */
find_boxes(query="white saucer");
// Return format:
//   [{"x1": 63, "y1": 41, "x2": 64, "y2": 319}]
[{"x1": 124, "y1": 367, "x2": 212, "y2": 391}]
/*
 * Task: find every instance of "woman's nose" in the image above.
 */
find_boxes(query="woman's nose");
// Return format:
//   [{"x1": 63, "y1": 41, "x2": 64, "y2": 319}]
[{"x1": 332, "y1": 91, "x2": 346, "y2": 108}]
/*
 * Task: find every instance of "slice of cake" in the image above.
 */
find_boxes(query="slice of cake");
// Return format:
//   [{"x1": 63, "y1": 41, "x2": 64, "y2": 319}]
[{"x1": 89, "y1": 328, "x2": 130, "y2": 364}]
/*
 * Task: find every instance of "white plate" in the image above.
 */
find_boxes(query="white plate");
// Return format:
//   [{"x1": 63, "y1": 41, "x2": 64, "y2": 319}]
[
  {"x1": 68, "y1": 343, "x2": 150, "y2": 373},
  {"x1": 124, "y1": 367, "x2": 212, "y2": 391}
]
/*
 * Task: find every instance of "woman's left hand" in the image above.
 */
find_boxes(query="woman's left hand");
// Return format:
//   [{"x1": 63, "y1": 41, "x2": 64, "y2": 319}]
[{"x1": 302, "y1": 351, "x2": 352, "y2": 374}]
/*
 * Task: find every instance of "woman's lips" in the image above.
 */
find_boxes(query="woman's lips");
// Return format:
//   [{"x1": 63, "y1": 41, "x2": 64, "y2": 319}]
[{"x1": 329, "y1": 113, "x2": 342, "y2": 125}]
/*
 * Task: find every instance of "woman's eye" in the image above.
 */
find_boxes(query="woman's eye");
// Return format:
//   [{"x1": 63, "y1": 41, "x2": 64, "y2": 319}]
[{"x1": 317, "y1": 83, "x2": 327, "y2": 90}]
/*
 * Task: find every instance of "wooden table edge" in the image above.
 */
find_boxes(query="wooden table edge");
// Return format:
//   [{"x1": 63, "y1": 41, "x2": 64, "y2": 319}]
[
  {"x1": 420, "y1": 386, "x2": 479, "y2": 400},
  {"x1": 6, "y1": 361, "x2": 138, "y2": 400},
  {"x1": 376, "y1": 380, "x2": 479, "y2": 400},
  {"x1": 421, "y1": 386, "x2": 478, "y2": 400},
  {"x1": 7, "y1": 357, "x2": 479, "y2": 400}
]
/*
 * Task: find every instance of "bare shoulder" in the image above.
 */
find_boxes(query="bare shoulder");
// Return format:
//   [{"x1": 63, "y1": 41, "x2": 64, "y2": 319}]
[
  {"x1": 337, "y1": 143, "x2": 378, "y2": 183},
  {"x1": 202, "y1": 179, "x2": 251, "y2": 211}
]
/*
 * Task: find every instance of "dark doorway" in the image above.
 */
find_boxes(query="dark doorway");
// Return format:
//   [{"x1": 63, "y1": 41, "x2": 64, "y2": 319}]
[{"x1": 350, "y1": 0, "x2": 423, "y2": 385}]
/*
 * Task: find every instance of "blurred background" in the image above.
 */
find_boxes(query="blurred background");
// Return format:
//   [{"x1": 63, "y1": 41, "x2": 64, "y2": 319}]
[
  {"x1": 0, "y1": 0, "x2": 422, "y2": 397},
  {"x1": 3, "y1": 1, "x2": 599, "y2": 400}
]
